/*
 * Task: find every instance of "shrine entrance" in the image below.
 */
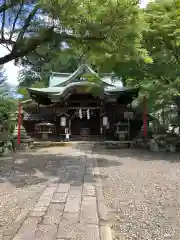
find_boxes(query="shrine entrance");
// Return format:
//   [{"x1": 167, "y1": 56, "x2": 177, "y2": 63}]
[{"x1": 69, "y1": 108, "x2": 101, "y2": 140}]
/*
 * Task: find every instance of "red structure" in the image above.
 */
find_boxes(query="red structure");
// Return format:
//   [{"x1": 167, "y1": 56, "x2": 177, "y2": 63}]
[{"x1": 17, "y1": 101, "x2": 22, "y2": 144}]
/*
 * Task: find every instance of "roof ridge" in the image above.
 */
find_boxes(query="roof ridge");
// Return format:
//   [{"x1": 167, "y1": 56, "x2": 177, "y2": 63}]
[
  {"x1": 51, "y1": 72, "x2": 71, "y2": 75},
  {"x1": 53, "y1": 64, "x2": 99, "y2": 87}
]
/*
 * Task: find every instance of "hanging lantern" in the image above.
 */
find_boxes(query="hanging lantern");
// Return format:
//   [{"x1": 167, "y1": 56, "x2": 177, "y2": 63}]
[
  {"x1": 102, "y1": 116, "x2": 108, "y2": 126},
  {"x1": 87, "y1": 109, "x2": 90, "y2": 119},
  {"x1": 131, "y1": 99, "x2": 139, "y2": 109},
  {"x1": 61, "y1": 117, "x2": 66, "y2": 126},
  {"x1": 79, "y1": 109, "x2": 82, "y2": 119}
]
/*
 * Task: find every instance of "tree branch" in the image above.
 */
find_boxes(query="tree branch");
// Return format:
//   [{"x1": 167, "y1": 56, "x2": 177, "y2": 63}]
[
  {"x1": 1, "y1": 43, "x2": 12, "y2": 52},
  {"x1": 0, "y1": 27, "x2": 54, "y2": 65},
  {"x1": 0, "y1": 39, "x2": 16, "y2": 45},
  {"x1": 0, "y1": 0, "x2": 21, "y2": 14},
  {"x1": 55, "y1": 32, "x2": 105, "y2": 42},
  {"x1": 12, "y1": 4, "x2": 39, "y2": 53},
  {"x1": 0, "y1": 30, "x2": 105, "y2": 65},
  {"x1": 9, "y1": 1, "x2": 24, "y2": 40},
  {"x1": 1, "y1": 7, "x2": 6, "y2": 40}
]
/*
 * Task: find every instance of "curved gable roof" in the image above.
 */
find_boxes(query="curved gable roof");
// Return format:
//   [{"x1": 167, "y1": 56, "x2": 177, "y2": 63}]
[{"x1": 48, "y1": 64, "x2": 123, "y2": 87}]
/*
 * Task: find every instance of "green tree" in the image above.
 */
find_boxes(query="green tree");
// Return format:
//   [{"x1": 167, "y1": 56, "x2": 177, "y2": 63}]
[
  {"x1": 18, "y1": 46, "x2": 80, "y2": 87},
  {"x1": 17, "y1": 81, "x2": 46, "y2": 100},
  {"x1": 0, "y1": 65, "x2": 16, "y2": 140},
  {"x1": 0, "y1": 65, "x2": 9, "y2": 97},
  {"x1": 17, "y1": 0, "x2": 149, "y2": 87},
  {"x1": 0, "y1": 0, "x2": 105, "y2": 65},
  {"x1": 120, "y1": 0, "x2": 180, "y2": 115}
]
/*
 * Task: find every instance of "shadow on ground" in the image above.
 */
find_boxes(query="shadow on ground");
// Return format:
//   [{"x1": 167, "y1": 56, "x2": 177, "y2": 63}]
[
  {"x1": 74, "y1": 142, "x2": 180, "y2": 163},
  {"x1": 0, "y1": 143, "x2": 179, "y2": 189},
  {"x1": 93, "y1": 148, "x2": 180, "y2": 163},
  {"x1": 0, "y1": 146, "x2": 121, "y2": 188}
]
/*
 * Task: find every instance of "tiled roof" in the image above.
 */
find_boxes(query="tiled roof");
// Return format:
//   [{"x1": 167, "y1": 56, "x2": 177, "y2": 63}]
[{"x1": 48, "y1": 64, "x2": 123, "y2": 87}]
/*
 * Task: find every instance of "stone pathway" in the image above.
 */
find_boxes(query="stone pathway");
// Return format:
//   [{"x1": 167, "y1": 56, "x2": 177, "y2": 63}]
[{"x1": 0, "y1": 146, "x2": 111, "y2": 240}]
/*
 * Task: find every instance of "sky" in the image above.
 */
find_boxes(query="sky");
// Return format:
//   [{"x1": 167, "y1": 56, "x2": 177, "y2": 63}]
[
  {"x1": 0, "y1": 45, "x2": 21, "y2": 86},
  {"x1": 140, "y1": 0, "x2": 149, "y2": 8},
  {"x1": 0, "y1": 0, "x2": 148, "y2": 86}
]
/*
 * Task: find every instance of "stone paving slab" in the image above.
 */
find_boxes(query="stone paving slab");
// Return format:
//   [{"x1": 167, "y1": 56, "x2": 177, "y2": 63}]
[
  {"x1": 80, "y1": 196, "x2": 98, "y2": 225},
  {"x1": 42, "y1": 203, "x2": 64, "y2": 225},
  {"x1": 12, "y1": 217, "x2": 42, "y2": 240},
  {"x1": 64, "y1": 187, "x2": 82, "y2": 213},
  {"x1": 56, "y1": 183, "x2": 70, "y2": 193},
  {"x1": 51, "y1": 192, "x2": 67, "y2": 203},
  {"x1": 79, "y1": 224, "x2": 100, "y2": 240},
  {"x1": 83, "y1": 183, "x2": 96, "y2": 196},
  {"x1": 34, "y1": 185, "x2": 57, "y2": 208},
  {"x1": 57, "y1": 213, "x2": 79, "y2": 239},
  {"x1": 34, "y1": 224, "x2": 57, "y2": 240}
]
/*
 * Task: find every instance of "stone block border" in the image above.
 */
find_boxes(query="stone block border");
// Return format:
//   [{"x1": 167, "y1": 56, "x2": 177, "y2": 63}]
[{"x1": 93, "y1": 158, "x2": 113, "y2": 240}]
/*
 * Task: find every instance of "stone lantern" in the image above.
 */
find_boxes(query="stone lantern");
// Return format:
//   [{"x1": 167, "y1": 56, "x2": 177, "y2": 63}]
[
  {"x1": 13, "y1": 124, "x2": 34, "y2": 150},
  {"x1": 35, "y1": 122, "x2": 55, "y2": 140}
]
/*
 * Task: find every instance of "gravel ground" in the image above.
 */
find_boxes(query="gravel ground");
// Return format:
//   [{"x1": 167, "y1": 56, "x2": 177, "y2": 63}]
[
  {"x1": 93, "y1": 147, "x2": 180, "y2": 240},
  {"x1": 0, "y1": 145, "x2": 180, "y2": 240}
]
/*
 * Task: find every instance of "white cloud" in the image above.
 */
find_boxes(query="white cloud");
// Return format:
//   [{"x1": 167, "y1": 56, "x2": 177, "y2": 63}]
[{"x1": 0, "y1": 45, "x2": 21, "y2": 86}]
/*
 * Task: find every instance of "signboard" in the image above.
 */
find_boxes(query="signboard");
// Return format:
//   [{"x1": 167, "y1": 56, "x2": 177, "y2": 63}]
[
  {"x1": 124, "y1": 112, "x2": 134, "y2": 119},
  {"x1": 23, "y1": 113, "x2": 44, "y2": 121},
  {"x1": 102, "y1": 116, "x2": 108, "y2": 126},
  {"x1": 23, "y1": 113, "x2": 54, "y2": 121},
  {"x1": 61, "y1": 117, "x2": 66, "y2": 126}
]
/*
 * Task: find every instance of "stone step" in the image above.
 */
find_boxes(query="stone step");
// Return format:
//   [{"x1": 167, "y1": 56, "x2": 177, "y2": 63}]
[{"x1": 34, "y1": 141, "x2": 73, "y2": 148}]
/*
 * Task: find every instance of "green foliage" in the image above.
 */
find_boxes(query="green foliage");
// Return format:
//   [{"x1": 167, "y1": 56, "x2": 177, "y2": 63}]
[
  {"x1": 0, "y1": 66, "x2": 8, "y2": 97},
  {"x1": 19, "y1": 47, "x2": 81, "y2": 87},
  {"x1": 17, "y1": 87, "x2": 29, "y2": 100},
  {"x1": 16, "y1": 0, "x2": 148, "y2": 87},
  {"x1": 17, "y1": 81, "x2": 46, "y2": 100},
  {"x1": 81, "y1": 73, "x2": 104, "y2": 97},
  {"x1": 0, "y1": 66, "x2": 17, "y2": 141},
  {"x1": 0, "y1": 96, "x2": 17, "y2": 140},
  {"x1": 123, "y1": 0, "x2": 180, "y2": 114},
  {"x1": 0, "y1": 0, "x2": 147, "y2": 65}
]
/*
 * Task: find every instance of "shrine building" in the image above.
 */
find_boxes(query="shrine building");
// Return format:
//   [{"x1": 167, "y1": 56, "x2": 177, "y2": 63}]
[{"x1": 22, "y1": 64, "x2": 142, "y2": 141}]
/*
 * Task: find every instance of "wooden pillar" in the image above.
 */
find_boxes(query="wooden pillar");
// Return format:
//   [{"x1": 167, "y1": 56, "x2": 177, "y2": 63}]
[{"x1": 17, "y1": 101, "x2": 22, "y2": 144}]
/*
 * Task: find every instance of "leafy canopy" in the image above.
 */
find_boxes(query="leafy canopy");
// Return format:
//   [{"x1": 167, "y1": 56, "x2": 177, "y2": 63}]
[
  {"x1": 124, "y1": 0, "x2": 180, "y2": 113},
  {"x1": 0, "y1": 0, "x2": 147, "y2": 66}
]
